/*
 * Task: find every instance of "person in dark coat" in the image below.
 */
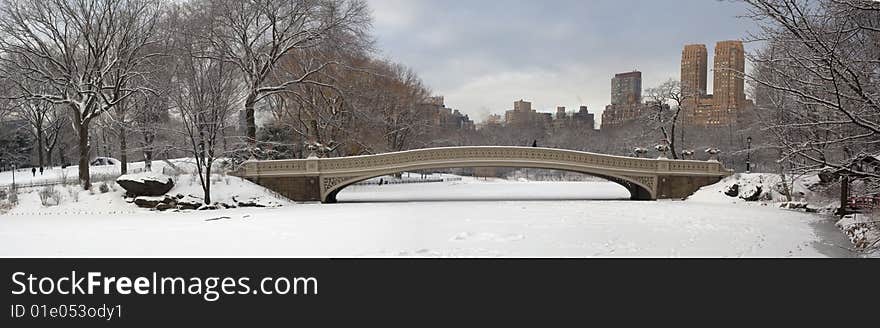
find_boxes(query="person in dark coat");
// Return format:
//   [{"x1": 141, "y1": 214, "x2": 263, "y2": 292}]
[
  {"x1": 31, "y1": 167, "x2": 36, "y2": 176},
  {"x1": 39, "y1": 167, "x2": 43, "y2": 175},
  {"x1": 532, "y1": 140, "x2": 538, "y2": 148}
]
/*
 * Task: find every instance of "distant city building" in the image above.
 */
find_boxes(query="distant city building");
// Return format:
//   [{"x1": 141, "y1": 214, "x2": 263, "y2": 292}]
[
  {"x1": 572, "y1": 106, "x2": 596, "y2": 130},
  {"x1": 681, "y1": 44, "x2": 708, "y2": 96},
  {"x1": 480, "y1": 114, "x2": 504, "y2": 128},
  {"x1": 602, "y1": 71, "x2": 646, "y2": 130},
  {"x1": 493, "y1": 101, "x2": 596, "y2": 133},
  {"x1": 711, "y1": 41, "x2": 747, "y2": 125},
  {"x1": 555, "y1": 106, "x2": 597, "y2": 130},
  {"x1": 681, "y1": 41, "x2": 750, "y2": 126},
  {"x1": 504, "y1": 99, "x2": 540, "y2": 128},
  {"x1": 610, "y1": 71, "x2": 642, "y2": 106},
  {"x1": 420, "y1": 96, "x2": 475, "y2": 131}
]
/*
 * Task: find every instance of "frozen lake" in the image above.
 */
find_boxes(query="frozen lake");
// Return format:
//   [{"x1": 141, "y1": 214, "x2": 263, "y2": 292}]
[{"x1": 0, "y1": 176, "x2": 856, "y2": 257}]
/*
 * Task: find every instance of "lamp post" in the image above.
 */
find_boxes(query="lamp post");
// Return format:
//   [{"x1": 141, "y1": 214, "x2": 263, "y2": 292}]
[
  {"x1": 746, "y1": 136, "x2": 752, "y2": 173},
  {"x1": 11, "y1": 163, "x2": 15, "y2": 187}
]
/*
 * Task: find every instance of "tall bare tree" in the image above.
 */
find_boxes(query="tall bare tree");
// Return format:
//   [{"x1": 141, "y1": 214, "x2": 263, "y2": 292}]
[
  {"x1": 171, "y1": 7, "x2": 241, "y2": 205},
  {"x1": 0, "y1": 0, "x2": 163, "y2": 189},
  {"x1": 196, "y1": 0, "x2": 371, "y2": 147},
  {"x1": 16, "y1": 98, "x2": 66, "y2": 170},
  {"x1": 645, "y1": 79, "x2": 691, "y2": 160}
]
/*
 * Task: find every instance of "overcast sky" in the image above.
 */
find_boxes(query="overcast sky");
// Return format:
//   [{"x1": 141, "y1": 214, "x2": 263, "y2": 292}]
[{"x1": 366, "y1": 0, "x2": 756, "y2": 123}]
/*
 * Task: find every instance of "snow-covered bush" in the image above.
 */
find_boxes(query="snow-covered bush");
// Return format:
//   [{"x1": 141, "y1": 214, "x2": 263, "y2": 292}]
[
  {"x1": 66, "y1": 186, "x2": 79, "y2": 203},
  {"x1": 99, "y1": 182, "x2": 111, "y2": 194},
  {"x1": 39, "y1": 186, "x2": 61, "y2": 207}
]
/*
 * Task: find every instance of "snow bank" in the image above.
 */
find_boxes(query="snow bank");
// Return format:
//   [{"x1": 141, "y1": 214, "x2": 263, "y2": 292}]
[
  {"x1": 836, "y1": 214, "x2": 880, "y2": 250},
  {"x1": 117, "y1": 172, "x2": 173, "y2": 185},
  {"x1": 689, "y1": 173, "x2": 831, "y2": 210}
]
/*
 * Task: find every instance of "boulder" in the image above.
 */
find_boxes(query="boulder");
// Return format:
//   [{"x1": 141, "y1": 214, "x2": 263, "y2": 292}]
[
  {"x1": 177, "y1": 195, "x2": 204, "y2": 210},
  {"x1": 740, "y1": 186, "x2": 763, "y2": 202},
  {"x1": 198, "y1": 204, "x2": 221, "y2": 211},
  {"x1": 155, "y1": 203, "x2": 178, "y2": 211},
  {"x1": 134, "y1": 196, "x2": 174, "y2": 209},
  {"x1": 117, "y1": 173, "x2": 175, "y2": 197},
  {"x1": 233, "y1": 196, "x2": 281, "y2": 208},
  {"x1": 724, "y1": 184, "x2": 740, "y2": 197},
  {"x1": 217, "y1": 202, "x2": 237, "y2": 209}
]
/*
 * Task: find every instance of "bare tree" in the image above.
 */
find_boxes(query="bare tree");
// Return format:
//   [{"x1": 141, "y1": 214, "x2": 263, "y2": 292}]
[
  {"x1": 171, "y1": 10, "x2": 240, "y2": 205},
  {"x1": 195, "y1": 0, "x2": 371, "y2": 147},
  {"x1": 743, "y1": 0, "x2": 880, "y2": 196},
  {"x1": 645, "y1": 79, "x2": 691, "y2": 160},
  {"x1": 0, "y1": 0, "x2": 163, "y2": 189},
  {"x1": 16, "y1": 98, "x2": 66, "y2": 170}
]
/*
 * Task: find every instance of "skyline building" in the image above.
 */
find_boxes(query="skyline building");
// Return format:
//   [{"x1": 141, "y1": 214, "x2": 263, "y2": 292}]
[
  {"x1": 610, "y1": 71, "x2": 642, "y2": 106},
  {"x1": 681, "y1": 40, "x2": 749, "y2": 126},
  {"x1": 681, "y1": 44, "x2": 708, "y2": 96}
]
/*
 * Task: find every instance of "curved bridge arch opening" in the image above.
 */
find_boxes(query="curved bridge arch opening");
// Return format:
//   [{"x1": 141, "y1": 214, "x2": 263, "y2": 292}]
[{"x1": 323, "y1": 166, "x2": 653, "y2": 204}]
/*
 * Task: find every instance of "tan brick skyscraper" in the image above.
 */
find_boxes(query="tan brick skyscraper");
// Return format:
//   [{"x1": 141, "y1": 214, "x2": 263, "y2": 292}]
[
  {"x1": 681, "y1": 44, "x2": 708, "y2": 96},
  {"x1": 712, "y1": 41, "x2": 745, "y2": 125}
]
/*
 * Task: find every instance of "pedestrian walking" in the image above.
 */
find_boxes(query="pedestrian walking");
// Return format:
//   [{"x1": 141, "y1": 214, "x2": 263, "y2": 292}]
[
  {"x1": 39, "y1": 167, "x2": 44, "y2": 175},
  {"x1": 31, "y1": 167, "x2": 36, "y2": 177}
]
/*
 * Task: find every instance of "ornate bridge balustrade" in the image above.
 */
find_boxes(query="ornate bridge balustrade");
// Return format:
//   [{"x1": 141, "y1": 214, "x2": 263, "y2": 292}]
[{"x1": 235, "y1": 146, "x2": 733, "y2": 203}]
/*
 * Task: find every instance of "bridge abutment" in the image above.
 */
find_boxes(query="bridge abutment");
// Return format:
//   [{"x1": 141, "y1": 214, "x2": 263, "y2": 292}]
[
  {"x1": 655, "y1": 175, "x2": 724, "y2": 200},
  {"x1": 248, "y1": 176, "x2": 322, "y2": 202}
]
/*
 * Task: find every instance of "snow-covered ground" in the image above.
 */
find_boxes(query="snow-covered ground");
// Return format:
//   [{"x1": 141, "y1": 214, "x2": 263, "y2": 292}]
[{"x1": 0, "y1": 173, "x2": 858, "y2": 258}]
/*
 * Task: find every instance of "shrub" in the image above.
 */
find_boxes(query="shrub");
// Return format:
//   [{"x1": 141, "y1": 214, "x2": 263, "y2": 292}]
[
  {"x1": 39, "y1": 186, "x2": 62, "y2": 207},
  {"x1": 99, "y1": 182, "x2": 111, "y2": 194},
  {"x1": 67, "y1": 187, "x2": 80, "y2": 203}
]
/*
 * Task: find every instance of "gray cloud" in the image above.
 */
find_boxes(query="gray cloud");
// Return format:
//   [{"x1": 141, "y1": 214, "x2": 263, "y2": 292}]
[{"x1": 368, "y1": 0, "x2": 755, "y2": 122}]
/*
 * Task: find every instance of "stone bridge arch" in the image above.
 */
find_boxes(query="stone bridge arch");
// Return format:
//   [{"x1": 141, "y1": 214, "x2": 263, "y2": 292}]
[
  {"x1": 321, "y1": 163, "x2": 656, "y2": 203},
  {"x1": 235, "y1": 146, "x2": 732, "y2": 203}
]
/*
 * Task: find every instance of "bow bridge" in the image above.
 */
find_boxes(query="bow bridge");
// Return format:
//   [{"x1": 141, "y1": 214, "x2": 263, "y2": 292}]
[{"x1": 235, "y1": 146, "x2": 733, "y2": 203}]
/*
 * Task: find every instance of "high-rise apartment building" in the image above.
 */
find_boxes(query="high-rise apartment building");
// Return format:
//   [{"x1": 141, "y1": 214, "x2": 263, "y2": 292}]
[
  {"x1": 681, "y1": 44, "x2": 708, "y2": 96},
  {"x1": 712, "y1": 40, "x2": 746, "y2": 125},
  {"x1": 610, "y1": 71, "x2": 642, "y2": 105},
  {"x1": 602, "y1": 71, "x2": 647, "y2": 129},
  {"x1": 680, "y1": 41, "x2": 748, "y2": 126}
]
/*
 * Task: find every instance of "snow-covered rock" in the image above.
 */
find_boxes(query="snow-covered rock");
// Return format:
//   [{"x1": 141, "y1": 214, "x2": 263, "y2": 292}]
[
  {"x1": 233, "y1": 196, "x2": 282, "y2": 208},
  {"x1": 90, "y1": 157, "x2": 119, "y2": 166},
  {"x1": 740, "y1": 185, "x2": 763, "y2": 202},
  {"x1": 836, "y1": 214, "x2": 880, "y2": 250},
  {"x1": 116, "y1": 173, "x2": 175, "y2": 197},
  {"x1": 176, "y1": 195, "x2": 203, "y2": 210},
  {"x1": 724, "y1": 184, "x2": 740, "y2": 197},
  {"x1": 133, "y1": 195, "x2": 175, "y2": 209}
]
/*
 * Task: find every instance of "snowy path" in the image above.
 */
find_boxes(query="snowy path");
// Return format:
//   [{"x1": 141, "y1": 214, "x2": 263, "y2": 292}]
[{"x1": 0, "y1": 177, "x2": 840, "y2": 257}]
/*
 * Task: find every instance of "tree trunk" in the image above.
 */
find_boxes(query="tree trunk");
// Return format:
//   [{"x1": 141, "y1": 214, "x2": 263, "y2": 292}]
[
  {"x1": 59, "y1": 143, "x2": 66, "y2": 167},
  {"x1": 144, "y1": 150, "x2": 153, "y2": 172},
  {"x1": 36, "y1": 128, "x2": 45, "y2": 170},
  {"x1": 204, "y1": 160, "x2": 212, "y2": 205},
  {"x1": 839, "y1": 175, "x2": 850, "y2": 215},
  {"x1": 120, "y1": 125, "x2": 127, "y2": 174},
  {"x1": 45, "y1": 142, "x2": 53, "y2": 168},
  {"x1": 77, "y1": 124, "x2": 91, "y2": 190},
  {"x1": 245, "y1": 92, "x2": 257, "y2": 146}
]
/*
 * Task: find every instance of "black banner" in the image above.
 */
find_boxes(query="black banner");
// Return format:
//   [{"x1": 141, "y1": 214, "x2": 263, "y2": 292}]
[{"x1": 0, "y1": 259, "x2": 872, "y2": 326}]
